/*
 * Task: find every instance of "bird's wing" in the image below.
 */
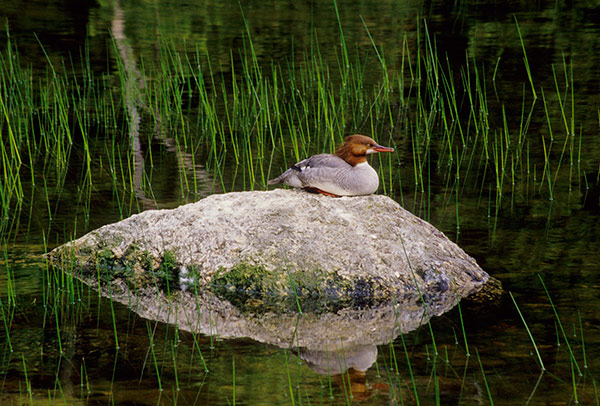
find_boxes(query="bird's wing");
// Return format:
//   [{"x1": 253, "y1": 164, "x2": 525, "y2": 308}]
[{"x1": 293, "y1": 154, "x2": 350, "y2": 170}]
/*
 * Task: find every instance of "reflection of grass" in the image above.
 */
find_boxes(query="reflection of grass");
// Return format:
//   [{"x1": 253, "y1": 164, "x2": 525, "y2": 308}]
[
  {"x1": 372, "y1": 280, "x2": 597, "y2": 404},
  {"x1": 0, "y1": 254, "x2": 598, "y2": 404}
]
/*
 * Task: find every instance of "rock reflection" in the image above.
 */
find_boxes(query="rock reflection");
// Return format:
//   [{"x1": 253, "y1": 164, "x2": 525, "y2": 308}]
[{"x1": 98, "y1": 281, "x2": 455, "y2": 377}]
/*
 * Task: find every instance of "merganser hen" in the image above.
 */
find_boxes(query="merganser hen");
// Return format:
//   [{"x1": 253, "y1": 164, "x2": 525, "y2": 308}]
[{"x1": 268, "y1": 134, "x2": 394, "y2": 196}]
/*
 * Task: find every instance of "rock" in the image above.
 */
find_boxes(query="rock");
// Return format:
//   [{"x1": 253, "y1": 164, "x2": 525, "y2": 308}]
[{"x1": 47, "y1": 189, "x2": 492, "y2": 316}]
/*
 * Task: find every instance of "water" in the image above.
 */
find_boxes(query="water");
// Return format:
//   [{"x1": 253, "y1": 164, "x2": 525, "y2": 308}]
[{"x1": 2, "y1": 0, "x2": 600, "y2": 404}]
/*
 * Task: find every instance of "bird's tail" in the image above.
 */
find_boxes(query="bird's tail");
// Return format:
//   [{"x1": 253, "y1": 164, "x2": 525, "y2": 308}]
[{"x1": 268, "y1": 176, "x2": 283, "y2": 185}]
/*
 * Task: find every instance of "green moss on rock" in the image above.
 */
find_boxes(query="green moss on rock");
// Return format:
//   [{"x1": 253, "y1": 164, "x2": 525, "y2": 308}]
[
  {"x1": 90, "y1": 246, "x2": 180, "y2": 295},
  {"x1": 94, "y1": 247, "x2": 134, "y2": 285},
  {"x1": 147, "y1": 250, "x2": 180, "y2": 294},
  {"x1": 209, "y1": 263, "x2": 389, "y2": 314},
  {"x1": 96, "y1": 248, "x2": 114, "y2": 263}
]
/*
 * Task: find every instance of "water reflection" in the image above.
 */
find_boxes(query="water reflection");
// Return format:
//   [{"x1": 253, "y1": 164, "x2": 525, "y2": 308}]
[
  {"x1": 295, "y1": 345, "x2": 378, "y2": 375},
  {"x1": 101, "y1": 281, "x2": 457, "y2": 376},
  {"x1": 111, "y1": 0, "x2": 216, "y2": 208}
]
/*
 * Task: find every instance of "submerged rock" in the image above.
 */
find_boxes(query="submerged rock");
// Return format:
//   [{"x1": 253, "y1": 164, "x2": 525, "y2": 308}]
[{"x1": 47, "y1": 189, "x2": 494, "y2": 315}]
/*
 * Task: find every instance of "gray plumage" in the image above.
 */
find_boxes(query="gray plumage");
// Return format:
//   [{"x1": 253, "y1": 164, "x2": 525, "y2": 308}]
[
  {"x1": 268, "y1": 154, "x2": 379, "y2": 196},
  {"x1": 269, "y1": 134, "x2": 394, "y2": 196}
]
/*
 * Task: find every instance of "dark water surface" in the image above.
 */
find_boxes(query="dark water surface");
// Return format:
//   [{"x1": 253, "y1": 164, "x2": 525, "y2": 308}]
[{"x1": 2, "y1": 0, "x2": 600, "y2": 404}]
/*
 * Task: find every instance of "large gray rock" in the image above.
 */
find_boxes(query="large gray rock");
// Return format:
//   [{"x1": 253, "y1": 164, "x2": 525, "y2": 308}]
[{"x1": 48, "y1": 189, "x2": 490, "y2": 316}]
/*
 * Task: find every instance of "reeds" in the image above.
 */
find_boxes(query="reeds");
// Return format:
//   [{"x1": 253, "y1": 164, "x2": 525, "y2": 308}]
[{"x1": 1, "y1": 14, "x2": 593, "y2": 242}]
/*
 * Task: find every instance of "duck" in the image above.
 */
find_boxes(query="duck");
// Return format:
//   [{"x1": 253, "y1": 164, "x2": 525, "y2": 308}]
[{"x1": 268, "y1": 134, "x2": 394, "y2": 196}]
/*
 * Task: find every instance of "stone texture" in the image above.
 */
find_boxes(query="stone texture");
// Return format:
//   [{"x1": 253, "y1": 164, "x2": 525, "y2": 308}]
[{"x1": 48, "y1": 189, "x2": 491, "y2": 315}]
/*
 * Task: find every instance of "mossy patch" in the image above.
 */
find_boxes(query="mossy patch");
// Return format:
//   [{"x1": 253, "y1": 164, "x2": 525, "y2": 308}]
[
  {"x1": 209, "y1": 263, "x2": 389, "y2": 314},
  {"x1": 96, "y1": 248, "x2": 115, "y2": 263},
  {"x1": 151, "y1": 250, "x2": 180, "y2": 293},
  {"x1": 90, "y1": 247, "x2": 180, "y2": 294},
  {"x1": 94, "y1": 247, "x2": 134, "y2": 285}
]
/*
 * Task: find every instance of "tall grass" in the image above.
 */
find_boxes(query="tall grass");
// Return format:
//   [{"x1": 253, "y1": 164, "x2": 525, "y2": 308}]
[{"x1": 1, "y1": 15, "x2": 594, "y2": 244}]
